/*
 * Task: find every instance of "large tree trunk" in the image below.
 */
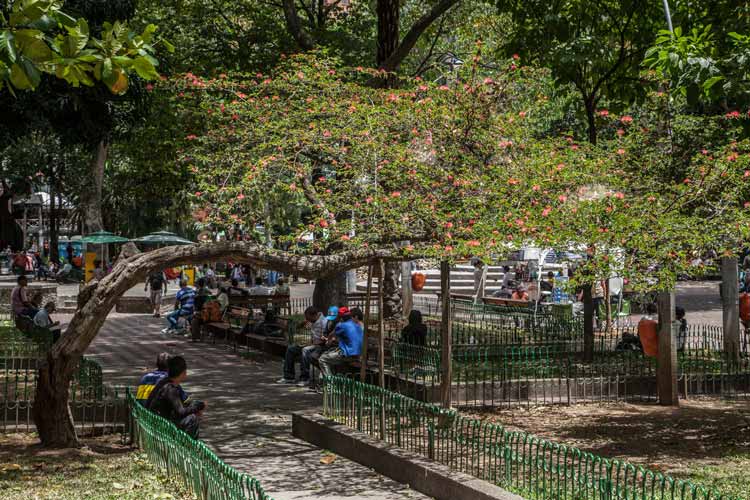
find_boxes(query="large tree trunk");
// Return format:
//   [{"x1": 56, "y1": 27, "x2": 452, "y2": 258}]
[
  {"x1": 377, "y1": 0, "x2": 400, "y2": 67},
  {"x1": 313, "y1": 272, "x2": 348, "y2": 311},
  {"x1": 32, "y1": 242, "x2": 401, "y2": 447},
  {"x1": 382, "y1": 261, "x2": 402, "y2": 319},
  {"x1": 32, "y1": 353, "x2": 79, "y2": 447},
  {"x1": 80, "y1": 140, "x2": 107, "y2": 233},
  {"x1": 282, "y1": 0, "x2": 315, "y2": 50}
]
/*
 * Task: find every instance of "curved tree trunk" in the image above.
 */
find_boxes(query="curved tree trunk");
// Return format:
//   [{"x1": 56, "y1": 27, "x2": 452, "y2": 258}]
[{"x1": 32, "y1": 242, "x2": 401, "y2": 447}]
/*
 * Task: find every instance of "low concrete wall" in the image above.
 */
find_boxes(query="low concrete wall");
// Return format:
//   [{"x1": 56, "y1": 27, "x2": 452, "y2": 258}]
[
  {"x1": 0, "y1": 283, "x2": 57, "y2": 314},
  {"x1": 292, "y1": 412, "x2": 523, "y2": 500},
  {"x1": 115, "y1": 293, "x2": 176, "y2": 313}
]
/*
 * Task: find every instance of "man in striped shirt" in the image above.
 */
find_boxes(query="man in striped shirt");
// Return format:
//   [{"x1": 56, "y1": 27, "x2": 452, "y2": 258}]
[{"x1": 163, "y1": 279, "x2": 195, "y2": 334}]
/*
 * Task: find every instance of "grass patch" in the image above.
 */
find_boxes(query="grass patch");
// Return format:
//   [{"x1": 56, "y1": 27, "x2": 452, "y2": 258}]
[
  {"x1": 0, "y1": 433, "x2": 193, "y2": 500},
  {"x1": 684, "y1": 455, "x2": 750, "y2": 498}
]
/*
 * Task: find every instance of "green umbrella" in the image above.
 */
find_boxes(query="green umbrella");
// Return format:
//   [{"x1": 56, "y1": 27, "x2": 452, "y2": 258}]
[
  {"x1": 81, "y1": 230, "x2": 129, "y2": 244},
  {"x1": 132, "y1": 231, "x2": 193, "y2": 245}
]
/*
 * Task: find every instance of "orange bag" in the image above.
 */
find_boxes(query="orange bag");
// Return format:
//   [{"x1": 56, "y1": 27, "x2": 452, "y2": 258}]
[
  {"x1": 411, "y1": 272, "x2": 426, "y2": 292},
  {"x1": 741, "y1": 293, "x2": 750, "y2": 322},
  {"x1": 638, "y1": 319, "x2": 658, "y2": 357},
  {"x1": 202, "y1": 301, "x2": 222, "y2": 322}
]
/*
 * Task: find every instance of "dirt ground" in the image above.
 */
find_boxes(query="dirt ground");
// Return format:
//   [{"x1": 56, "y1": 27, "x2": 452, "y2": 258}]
[{"x1": 468, "y1": 398, "x2": 750, "y2": 477}]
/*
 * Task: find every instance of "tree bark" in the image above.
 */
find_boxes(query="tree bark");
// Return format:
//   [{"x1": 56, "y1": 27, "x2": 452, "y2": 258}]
[
  {"x1": 313, "y1": 272, "x2": 348, "y2": 311},
  {"x1": 32, "y1": 352, "x2": 79, "y2": 447},
  {"x1": 378, "y1": 0, "x2": 460, "y2": 73},
  {"x1": 81, "y1": 140, "x2": 107, "y2": 234},
  {"x1": 33, "y1": 242, "x2": 402, "y2": 447},
  {"x1": 282, "y1": 0, "x2": 315, "y2": 50},
  {"x1": 584, "y1": 97, "x2": 597, "y2": 145},
  {"x1": 377, "y1": 0, "x2": 400, "y2": 67},
  {"x1": 382, "y1": 261, "x2": 402, "y2": 319}
]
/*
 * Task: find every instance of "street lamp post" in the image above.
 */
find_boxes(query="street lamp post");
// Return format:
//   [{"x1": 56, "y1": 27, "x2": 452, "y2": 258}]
[{"x1": 662, "y1": 0, "x2": 674, "y2": 33}]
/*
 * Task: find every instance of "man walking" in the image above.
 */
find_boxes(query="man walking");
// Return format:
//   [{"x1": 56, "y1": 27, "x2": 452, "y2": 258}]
[{"x1": 145, "y1": 270, "x2": 168, "y2": 317}]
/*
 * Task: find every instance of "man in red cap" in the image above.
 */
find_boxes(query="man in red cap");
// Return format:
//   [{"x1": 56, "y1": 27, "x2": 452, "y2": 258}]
[{"x1": 319, "y1": 307, "x2": 363, "y2": 377}]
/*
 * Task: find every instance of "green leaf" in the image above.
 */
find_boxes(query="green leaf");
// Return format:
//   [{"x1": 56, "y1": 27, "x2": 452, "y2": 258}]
[
  {"x1": 9, "y1": 62, "x2": 33, "y2": 89},
  {"x1": 703, "y1": 75, "x2": 724, "y2": 91},
  {"x1": 132, "y1": 56, "x2": 159, "y2": 80},
  {"x1": 1, "y1": 32, "x2": 18, "y2": 63}
]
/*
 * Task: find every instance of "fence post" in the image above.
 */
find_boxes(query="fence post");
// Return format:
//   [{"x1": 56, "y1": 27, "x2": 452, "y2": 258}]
[
  {"x1": 378, "y1": 259, "x2": 386, "y2": 440},
  {"x1": 721, "y1": 256, "x2": 741, "y2": 361},
  {"x1": 583, "y1": 284, "x2": 594, "y2": 362},
  {"x1": 427, "y1": 421, "x2": 435, "y2": 460},
  {"x1": 657, "y1": 291, "x2": 679, "y2": 406},
  {"x1": 440, "y1": 260, "x2": 453, "y2": 408},
  {"x1": 361, "y1": 265, "x2": 373, "y2": 383}
]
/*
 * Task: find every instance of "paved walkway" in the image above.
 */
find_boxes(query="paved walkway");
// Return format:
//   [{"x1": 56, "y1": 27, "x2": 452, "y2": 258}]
[{"x1": 85, "y1": 312, "x2": 428, "y2": 500}]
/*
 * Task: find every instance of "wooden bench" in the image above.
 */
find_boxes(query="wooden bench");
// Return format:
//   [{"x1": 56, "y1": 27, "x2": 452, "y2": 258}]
[{"x1": 226, "y1": 294, "x2": 292, "y2": 315}]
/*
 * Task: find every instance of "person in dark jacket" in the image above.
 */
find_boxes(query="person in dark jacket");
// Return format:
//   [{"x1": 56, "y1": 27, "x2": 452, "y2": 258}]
[
  {"x1": 145, "y1": 356, "x2": 205, "y2": 438},
  {"x1": 400, "y1": 310, "x2": 428, "y2": 346}
]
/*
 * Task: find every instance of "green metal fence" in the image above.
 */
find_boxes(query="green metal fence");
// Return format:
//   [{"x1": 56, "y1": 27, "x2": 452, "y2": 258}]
[
  {"x1": 127, "y1": 390, "x2": 273, "y2": 500},
  {"x1": 323, "y1": 375, "x2": 744, "y2": 500}
]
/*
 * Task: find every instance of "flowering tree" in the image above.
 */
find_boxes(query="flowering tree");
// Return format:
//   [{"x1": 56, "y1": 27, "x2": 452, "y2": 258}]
[{"x1": 35, "y1": 51, "x2": 750, "y2": 447}]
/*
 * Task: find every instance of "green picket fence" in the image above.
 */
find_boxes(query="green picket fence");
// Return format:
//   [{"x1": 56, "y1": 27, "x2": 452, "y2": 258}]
[
  {"x1": 322, "y1": 375, "x2": 743, "y2": 500},
  {"x1": 127, "y1": 390, "x2": 273, "y2": 500}
]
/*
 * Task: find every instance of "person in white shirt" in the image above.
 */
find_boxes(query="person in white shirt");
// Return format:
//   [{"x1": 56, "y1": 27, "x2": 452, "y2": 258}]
[{"x1": 249, "y1": 277, "x2": 271, "y2": 296}]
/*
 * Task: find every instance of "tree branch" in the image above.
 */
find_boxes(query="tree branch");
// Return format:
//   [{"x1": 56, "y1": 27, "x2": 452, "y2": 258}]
[
  {"x1": 380, "y1": 0, "x2": 461, "y2": 73},
  {"x1": 282, "y1": 0, "x2": 315, "y2": 50}
]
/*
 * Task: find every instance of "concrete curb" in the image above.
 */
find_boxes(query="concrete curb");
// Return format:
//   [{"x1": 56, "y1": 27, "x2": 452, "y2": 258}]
[{"x1": 292, "y1": 412, "x2": 523, "y2": 500}]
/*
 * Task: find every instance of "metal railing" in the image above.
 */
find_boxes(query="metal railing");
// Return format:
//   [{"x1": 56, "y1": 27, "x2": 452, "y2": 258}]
[
  {"x1": 323, "y1": 375, "x2": 744, "y2": 500},
  {"x1": 127, "y1": 390, "x2": 273, "y2": 500}
]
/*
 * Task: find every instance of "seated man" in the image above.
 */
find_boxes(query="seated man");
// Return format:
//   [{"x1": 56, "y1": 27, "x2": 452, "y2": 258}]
[
  {"x1": 55, "y1": 261, "x2": 73, "y2": 282},
  {"x1": 319, "y1": 307, "x2": 363, "y2": 377},
  {"x1": 145, "y1": 356, "x2": 205, "y2": 439},
  {"x1": 136, "y1": 352, "x2": 189, "y2": 406},
  {"x1": 273, "y1": 278, "x2": 290, "y2": 295},
  {"x1": 278, "y1": 306, "x2": 328, "y2": 386},
  {"x1": 11, "y1": 275, "x2": 38, "y2": 319},
  {"x1": 33, "y1": 301, "x2": 62, "y2": 342},
  {"x1": 249, "y1": 277, "x2": 272, "y2": 296},
  {"x1": 228, "y1": 278, "x2": 249, "y2": 297},
  {"x1": 163, "y1": 280, "x2": 195, "y2": 334}
]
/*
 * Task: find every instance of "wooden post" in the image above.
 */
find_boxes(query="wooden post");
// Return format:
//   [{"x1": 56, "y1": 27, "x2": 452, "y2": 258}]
[
  {"x1": 583, "y1": 284, "x2": 594, "y2": 362},
  {"x1": 657, "y1": 291, "x2": 678, "y2": 406},
  {"x1": 377, "y1": 259, "x2": 386, "y2": 441},
  {"x1": 378, "y1": 259, "x2": 385, "y2": 389},
  {"x1": 360, "y1": 265, "x2": 373, "y2": 382},
  {"x1": 721, "y1": 256, "x2": 741, "y2": 360},
  {"x1": 401, "y1": 260, "x2": 413, "y2": 320},
  {"x1": 22, "y1": 204, "x2": 27, "y2": 249},
  {"x1": 440, "y1": 260, "x2": 452, "y2": 408}
]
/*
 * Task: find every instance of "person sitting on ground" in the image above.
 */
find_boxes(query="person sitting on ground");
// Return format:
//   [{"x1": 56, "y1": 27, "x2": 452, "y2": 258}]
[
  {"x1": 279, "y1": 306, "x2": 328, "y2": 386},
  {"x1": 273, "y1": 278, "x2": 290, "y2": 295},
  {"x1": 511, "y1": 285, "x2": 529, "y2": 301},
  {"x1": 136, "y1": 352, "x2": 190, "y2": 406},
  {"x1": 249, "y1": 276, "x2": 271, "y2": 296},
  {"x1": 228, "y1": 278, "x2": 249, "y2": 296},
  {"x1": 12, "y1": 275, "x2": 38, "y2": 319},
  {"x1": 145, "y1": 356, "x2": 205, "y2": 438},
  {"x1": 400, "y1": 309, "x2": 427, "y2": 346},
  {"x1": 145, "y1": 270, "x2": 168, "y2": 318},
  {"x1": 163, "y1": 280, "x2": 195, "y2": 334},
  {"x1": 319, "y1": 307, "x2": 363, "y2": 377}
]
